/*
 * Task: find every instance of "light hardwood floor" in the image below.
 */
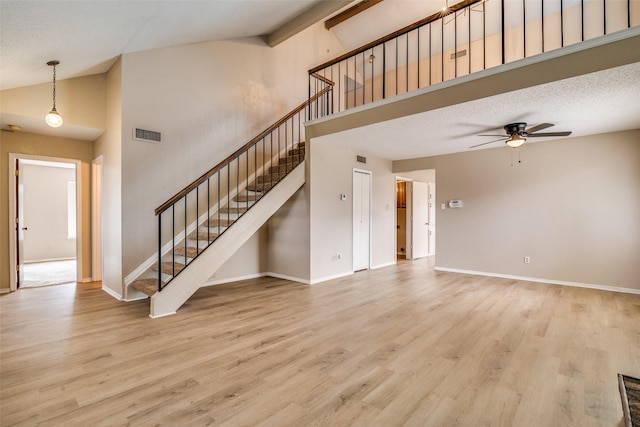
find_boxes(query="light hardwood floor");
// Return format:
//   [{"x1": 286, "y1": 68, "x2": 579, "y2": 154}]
[{"x1": 1, "y1": 258, "x2": 639, "y2": 426}]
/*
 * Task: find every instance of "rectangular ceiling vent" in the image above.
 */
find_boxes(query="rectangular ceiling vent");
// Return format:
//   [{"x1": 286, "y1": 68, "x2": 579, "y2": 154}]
[
  {"x1": 133, "y1": 128, "x2": 162, "y2": 144},
  {"x1": 450, "y1": 49, "x2": 467, "y2": 61},
  {"x1": 356, "y1": 155, "x2": 367, "y2": 164}
]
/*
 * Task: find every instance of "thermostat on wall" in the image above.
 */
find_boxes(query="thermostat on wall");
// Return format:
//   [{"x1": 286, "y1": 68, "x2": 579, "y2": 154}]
[{"x1": 448, "y1": 200, "x2": 463, "y2": 208}]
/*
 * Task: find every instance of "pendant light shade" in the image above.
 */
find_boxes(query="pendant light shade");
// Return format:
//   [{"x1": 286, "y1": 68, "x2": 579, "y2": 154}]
[{"x1": 45, "y1": 60, "x2": 63, "y2": 128}]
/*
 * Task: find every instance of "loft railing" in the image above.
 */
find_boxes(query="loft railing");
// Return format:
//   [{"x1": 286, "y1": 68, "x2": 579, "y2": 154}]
[
  {"x1": 154, "y1": 86, "x2": 332, "y2": 291},
  {"x1": 308, "y1": 0, "x2": 639, "y2": 119}
]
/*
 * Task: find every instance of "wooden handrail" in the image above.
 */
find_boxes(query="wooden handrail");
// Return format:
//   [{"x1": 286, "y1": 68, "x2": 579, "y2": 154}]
[
  {"x1": 309, "y1": 0, "x2": 484, "y2": 74},
  {"x1": 155, "y1": 84, "x2": 334, "y2": 216}
]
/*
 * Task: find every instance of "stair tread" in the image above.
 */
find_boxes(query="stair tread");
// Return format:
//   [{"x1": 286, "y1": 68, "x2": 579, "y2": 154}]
[
  {"x1": 188, "y1": 231, "x2": 219, "y2": 242},
  {"x1": 246, "y1": 182, "x2": 275, "y2": 192},
  {"x1": 173, "y1": 246, "x2": 203, "y2": 258},
  {"x1": 234, "y1": 193, "x2": 262, "y2": 202},
  {"x1": 152, "y1": 261, "x2": 185, "y2": 276},
  {"x1": 204, "y1": 218, "x2": 235, "y2": 227},
  {"x1": 130, "y1": 278, "x2": 162, "y2": 296},
  {"x1": 219, "y1": 206, "x2": 248, "y2": 214}
]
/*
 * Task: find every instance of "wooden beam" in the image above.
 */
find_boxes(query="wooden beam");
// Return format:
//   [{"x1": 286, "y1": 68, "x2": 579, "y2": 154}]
[
  {"x1": 324, "y1": 0, "x2": 384, "y2": 30},
  {"x1": 265, "y1": 0, "x2": 354, "y2": 47}
]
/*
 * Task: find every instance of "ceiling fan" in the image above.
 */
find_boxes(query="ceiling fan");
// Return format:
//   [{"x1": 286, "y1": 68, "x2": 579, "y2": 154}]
[{"x1": 470, "y1": 122, "x2": 572, "y2": 149}]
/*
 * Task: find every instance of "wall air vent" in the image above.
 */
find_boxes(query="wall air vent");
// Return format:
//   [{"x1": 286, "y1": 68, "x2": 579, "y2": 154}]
[
  {"x1": 356, "y1": 155, "x2": 367, "y2": 164},
  {"x1": 450, "y1": 49, "x2": 467, "y2": 60},
  {"x1": 133, "y1": 128, "x2": 162, "y2": 144}
]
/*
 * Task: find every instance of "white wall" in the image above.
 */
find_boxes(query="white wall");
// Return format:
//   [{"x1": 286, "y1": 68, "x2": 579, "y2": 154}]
[
  {"x1": 394, "y1": 129, "x2": 640, "y2": 292},
  {"x1": 22, "y1": 163, "x2": 76, "y2": 262},
  {"x1": 118, "y1": 22, "x2": 345, "y2": 279},
  {"x1": 309, "y1": 139, "x2": 396, "y2": 283}
]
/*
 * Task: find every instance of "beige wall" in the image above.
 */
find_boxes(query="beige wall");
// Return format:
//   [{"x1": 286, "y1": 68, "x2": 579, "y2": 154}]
[
  {"x1": 0, "y1": 74, "x2": 106, "y2": 134},
  {"x1": 93, "y1": 58, "x2": 123, "y2": 296},
  {"x1": 309, "y1": 139, "x2": 396, "y2": 283},
  {"x1": 22, "y1": 163, "x2": 76, "y2": 262},
  {"x1": 0, "y1": 131, "x2": 93, "y2": 290},
  {"x1": 118, "y1": 22, "x2": 345, "y2": 280},
  {"x1": 267, "y1": 187, "x2": 311, "y2": 282},
  {"x1": 394, "y1": 129, "x2": 640, "y2": 291}
]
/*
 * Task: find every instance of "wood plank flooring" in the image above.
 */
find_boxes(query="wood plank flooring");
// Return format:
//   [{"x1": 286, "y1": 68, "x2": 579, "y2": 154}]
[{"x1": 1, "y1": 258, "x2": 639, "y2": 426}]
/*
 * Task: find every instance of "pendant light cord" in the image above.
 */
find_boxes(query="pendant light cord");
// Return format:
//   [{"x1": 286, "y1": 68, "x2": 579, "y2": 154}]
[{"x1": 51, "y1": 63, "x2": 57, "y2": 109}]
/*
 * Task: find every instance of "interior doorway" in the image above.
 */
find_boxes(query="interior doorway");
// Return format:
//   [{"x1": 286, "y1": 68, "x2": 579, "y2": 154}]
[
  {"x1": 8, "y1": 154, "x2": 81, "y2": 290},
  {"x1": 396, "y1": 170, "x2": 436, "y2": 261}
]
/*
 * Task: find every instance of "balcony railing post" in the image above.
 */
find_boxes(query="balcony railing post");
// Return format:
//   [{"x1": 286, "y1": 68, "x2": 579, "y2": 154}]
[{"x1": 158, "y1": 214, "x2": 162, "y2": 292}]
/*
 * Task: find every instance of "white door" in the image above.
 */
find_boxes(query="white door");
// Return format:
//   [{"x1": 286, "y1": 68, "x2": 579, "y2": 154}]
[
  {"x1": 427, "y1": 182, "x2": 436, "y2": 255},
  {"x1": 353, "y1": 170, "x2": 371, "y2": 271},
  {"x1": 411, "y1": 181, "x2": 429, "y2": 259}
]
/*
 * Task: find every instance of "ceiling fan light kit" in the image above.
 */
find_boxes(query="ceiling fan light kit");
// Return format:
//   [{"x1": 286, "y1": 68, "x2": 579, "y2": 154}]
[
  {"x1": 470, "y1": 122, "x2": 572, "y2": 149},
  {"x1": 506, "y1": 134, "x2": 526, "y2": 148}
]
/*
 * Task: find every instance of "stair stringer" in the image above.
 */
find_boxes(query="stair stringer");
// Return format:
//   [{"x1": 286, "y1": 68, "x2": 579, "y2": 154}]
[{"x1": 149, "y1": 162, "x2": 305, "y2": 318}]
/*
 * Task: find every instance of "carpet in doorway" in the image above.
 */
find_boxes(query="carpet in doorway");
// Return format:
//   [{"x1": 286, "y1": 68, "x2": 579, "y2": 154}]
[
  {"x1": 21, "y1": 260, "x2": 77, "y2": 288},
  {"x1": 619, "y1": 374, "x2": 640, "y2": 427}
]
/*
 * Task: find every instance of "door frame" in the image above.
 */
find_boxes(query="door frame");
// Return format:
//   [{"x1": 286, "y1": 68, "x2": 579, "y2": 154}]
[
  {"x1": 7, "y1": 153, "x2": 82, "y2": 291},
  {"x1": 91, "y1": 156, "x2": 103, "y2": 282},
  {"x1": 352, "y1": 168, "x2": 372, "y2": 272}
]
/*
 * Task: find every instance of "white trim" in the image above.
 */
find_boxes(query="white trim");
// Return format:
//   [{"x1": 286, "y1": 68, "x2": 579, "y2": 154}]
[
  {"x1": 91, "y1": 156, "x2": 103, "y2": 283},
  {"x1": 101, "y1": 284, "x2": 122, "y2": 300},
  {"x1": 266, "y1": 272, "x2": 311, "y2": 285},
  {"x1": 24, "y1": 257, "x2": 75, "y2": 264},
  {"x1": 79, "y1": 277, "x2": 94, "y2": 283},
  {"x1": 309, "y1": 270, "x2": 353, "y2": 285},
  {"x1": 149, "y1": 311, "x2": 176, "y2": 319},
  {"x1": 434, "y1": 267, "x2": 640, "y2": 295},
  {"x1": 8, "y1": 153, "x2": 82, "y2": 292},
  {"x1": 202, "y1": 273, "x2": 266, "y2": 287},
  {"x1": 372, "y1": 261, "x2": 396, "y2": 270},
  {"x1": 0, "y1": 288, "x2": 11, "y2": 294},
  {"x1": 124, "y1": 294, "x2": 149, "y2": 302}
]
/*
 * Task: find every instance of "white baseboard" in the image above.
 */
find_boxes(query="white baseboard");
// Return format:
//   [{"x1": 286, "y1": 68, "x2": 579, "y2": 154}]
[
  {"x1": 24, "y1": 257, "x2": 75, "y2": 264},
  {"x1": 434, "y1": 267, "x2": 640, "y2": 295},
  {"x1": 79, "y1": 277, "x2": 94, "y2": 283},
  {"x1": 149, "y1": 311, "x2": 176, "y2": 319},
  {"x1": 202, "y1": 273, "x2": 267, "y2": 287},
  {"x1": 101, "y1": 285, "x2": 122, "y2": 300},
  {"x1": 372, "y1": 261, "x2": 396, "y2": 270},
  {"x1": 309, "y1": 271, "x2": 353, "y2": 285},
  {"x1": 266, "y1": 272, "x2": 311, "y2": 285}
]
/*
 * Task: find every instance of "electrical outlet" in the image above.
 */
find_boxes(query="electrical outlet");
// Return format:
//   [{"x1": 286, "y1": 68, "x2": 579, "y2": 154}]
[{"x1": 524, "y1": 256, "x2": 531, "y2": 264}]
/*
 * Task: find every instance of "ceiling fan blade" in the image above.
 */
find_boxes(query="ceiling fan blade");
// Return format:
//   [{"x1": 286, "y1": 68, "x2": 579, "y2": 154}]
[
  {"x1": 527, "y1": 131, "x2": 572, "y2": 137},
  {"x1": 477, "y1": 134, "x2": 506, "y2": 137},
  {"x1": 525, "y1": 123, "x2": 554, "y2": 134},
  {"x1": 469, "y1": 138, "x2": 506, "y2": 148}
]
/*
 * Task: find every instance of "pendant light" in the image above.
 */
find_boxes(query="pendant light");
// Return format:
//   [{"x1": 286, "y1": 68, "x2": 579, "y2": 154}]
[{"x1": 45, "y1": 60, "x2": 63, "y2": 128}]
